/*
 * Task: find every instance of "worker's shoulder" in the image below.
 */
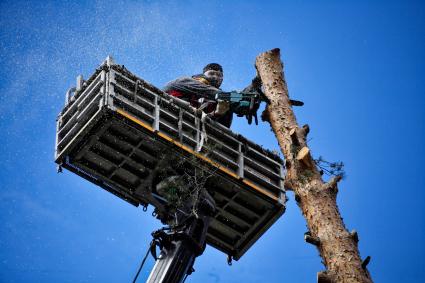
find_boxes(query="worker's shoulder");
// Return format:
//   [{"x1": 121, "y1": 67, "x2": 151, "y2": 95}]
[
  {"x1": 163, "y1": 76, "x2": 207, "y2": 92},
  {"x1": 167, "y1": 76, "x2": 197, "y2": 84}
]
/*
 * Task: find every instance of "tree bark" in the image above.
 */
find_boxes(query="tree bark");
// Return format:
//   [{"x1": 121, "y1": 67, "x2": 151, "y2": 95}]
[{"x1": 255, "y1": 48, "x2": 372, "y2": 283}]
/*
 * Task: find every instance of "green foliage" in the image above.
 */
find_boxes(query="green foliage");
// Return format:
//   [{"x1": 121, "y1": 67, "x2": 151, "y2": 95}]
[
  {"x1": 153, "y1": 141, "x2": 220, "y2": 222},
  {"x1": 314, "y1": 156, "x2": 345, "y2": 179}
]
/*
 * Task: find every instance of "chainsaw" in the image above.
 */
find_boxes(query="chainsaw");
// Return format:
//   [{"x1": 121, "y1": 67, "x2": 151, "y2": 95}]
[{"x1": 215, "y1": 77, "x2": 303, "y2": 125}]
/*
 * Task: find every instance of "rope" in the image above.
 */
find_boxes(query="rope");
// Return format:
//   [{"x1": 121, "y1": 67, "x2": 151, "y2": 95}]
[
  {"x1": 132, "y1": 245, "x2": 152, "y2": 283},
  {"x1": 196, "y1": 112, "x2": 208, "y2": 152}
]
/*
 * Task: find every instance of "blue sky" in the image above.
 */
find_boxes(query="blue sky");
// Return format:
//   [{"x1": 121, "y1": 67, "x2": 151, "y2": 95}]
[{"x1": 0, "y1": 0, "x2": 424, "y2": 282}]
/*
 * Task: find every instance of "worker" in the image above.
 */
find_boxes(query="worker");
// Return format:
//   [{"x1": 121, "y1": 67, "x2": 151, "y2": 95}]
[{"x1": 163, "y1": 63, "x2": 233, "y2": 127}]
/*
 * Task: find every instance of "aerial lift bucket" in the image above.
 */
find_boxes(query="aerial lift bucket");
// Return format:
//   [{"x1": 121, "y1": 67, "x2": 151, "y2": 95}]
[{"x1": 55, "y1": 57, "x2": 286, "y2": 281}]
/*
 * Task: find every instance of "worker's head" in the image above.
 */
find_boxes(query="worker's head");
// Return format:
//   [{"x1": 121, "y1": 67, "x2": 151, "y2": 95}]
[{"x1": 203, "y1": 63, "x2": 223, "y2": 88}]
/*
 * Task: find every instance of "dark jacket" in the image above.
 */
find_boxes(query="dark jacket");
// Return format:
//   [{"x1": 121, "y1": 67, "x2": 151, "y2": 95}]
[{"x1": 163, "y1": 77, "x2": 233, "y2": 127}]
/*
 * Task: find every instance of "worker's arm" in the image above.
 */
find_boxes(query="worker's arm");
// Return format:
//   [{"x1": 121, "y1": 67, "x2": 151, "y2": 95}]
[
  {"x1": 163, "y1": 77, "x2": 232, "y2": 127},
  {"x1": 163, "y1": 77, "x2": 220, "y2": 100}
]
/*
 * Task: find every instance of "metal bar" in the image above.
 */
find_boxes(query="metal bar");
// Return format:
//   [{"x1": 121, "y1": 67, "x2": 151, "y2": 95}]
[
  {"x1": 58, "y1": 82, "x2": 103, "y2": 136},
  {"x1": 178, "y1": 108, "x2": 183, "y2": 143},
  {"x1": 61, "y1": 71, "x2": 104, "y2": 121},
  {"x1": 211, "y1": 216, "x2": 244, "y2": 237},
  {"x1": 58, "y1": 92, "x2": 101, "y2": 139},
  {"x1": 244, "y1": 156, "x2": 280, "y2": 179},
  {"x1": 237, "y1": 143, "x2": 244, "y2": 178},
  {"x1": 63, "y1": 159, "x2": 139, "y2": 207},
  {"x1": 58, "y1": 94, "x2": 102, "y2": 148},
  {"x1": 72, "y1": 159, "x2": 141, "y2": 203},
  {"x1": 206, "y1": 234, "x2": 235, "y2": 251},
  {"x1": 207, "y1": 135, "x2": 239, "y2": 155},
  {"x1": 56, "y1": 108, "x2": 103, "y2": 160},
  {"x1": 213, "y1": 191, "x2": 256, "y2": 227},
  {"x1": 207, "y1": 150, "x2": 238, "y2": 168},
  {"x1": 154, "y1": 95, "x2": 160, "y2": 131},
  {"x1": 233, "y1": 208, "x2": 270, "y2": 255},
  {"x1": 112, "y1": 95, "x2": 155, "y2": 125},
  {"x1": 73, "y1": 120, "x2": 113, "y2": 161},
  {"x1": 243, "y1": 170, "x2": 281, "y2": 193},
  {"x1": 100, "y1": 132, "x2": 157, "y2": 165},
  {"x1": 55, "y1": 116, "x2": 61, "y2": 160},
  {"x1": 233, "y1": 205, "x2": 285, "y2": 260},
  {"x1": 181, "y1": 120, "x2": 197, "y2": 132},
  {"x1": 113, "y1": 82, "x2": 156, "y2": 108},
  {"x1": 134, "y1": 80, "x2": 139, "y2": 103},
  {"x1": 103, "y1": 135, "x2": 152, "y2": 180},
  {"x1": 245, "y1": 146, "x2": 281, "y2": 167}
]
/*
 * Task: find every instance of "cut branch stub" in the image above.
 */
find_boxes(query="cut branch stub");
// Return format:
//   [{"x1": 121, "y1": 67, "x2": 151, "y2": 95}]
[
  {"x1": 323, "y1": 175, "x2": 343, "y2": 193},
  {"x1": 361, "y1": 256, "x2": 371, "y2": 269},
  {"x1": 317, "y1": 271, "x2": 334, "y2": 283},
  {"x1": 261, "y1": 107, "x2": 270, "y2": 122},
  {"x1": 289, "y1": 128, "x2": 300, "y2": 146},
  {"x1": 302, "y1": 124, "x2": 310, "y2": 136},
  {"x1": 296, "y1": 146, "x2": 314, "y2": 168},
  {"x1": 350, "y1": 230, "x2": 359, "y2": 243},
  {"x1": 304, "y1": 234, "x2": 321, "y2": 246}
]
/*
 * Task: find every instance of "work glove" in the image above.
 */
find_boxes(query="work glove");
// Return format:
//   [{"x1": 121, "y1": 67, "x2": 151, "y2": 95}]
[{"x1": 214, "y1": 99, "x2": 230, "y2": 116}]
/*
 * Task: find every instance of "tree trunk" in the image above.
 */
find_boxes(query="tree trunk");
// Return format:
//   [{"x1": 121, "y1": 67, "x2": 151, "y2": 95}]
[{"x1": 255, "y1": 48, "x2": 372, "y2": 283}]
